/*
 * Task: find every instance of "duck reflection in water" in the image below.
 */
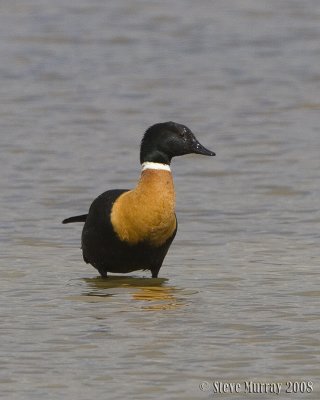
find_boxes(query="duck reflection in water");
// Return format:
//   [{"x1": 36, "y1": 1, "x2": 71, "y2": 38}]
[{"x1": 83, "y1": 275, "x2": 184, "y2": 310}]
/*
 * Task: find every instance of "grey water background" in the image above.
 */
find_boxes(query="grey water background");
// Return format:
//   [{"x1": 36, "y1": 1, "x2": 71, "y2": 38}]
[{"x1": 0, "y1": 0, "x2": 319, "y2": 399}]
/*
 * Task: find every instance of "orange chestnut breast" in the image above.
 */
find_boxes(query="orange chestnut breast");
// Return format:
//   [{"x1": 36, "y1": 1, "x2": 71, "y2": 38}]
[{"x1": 110, "y1": 169, "x2": 176, "y2": 246}]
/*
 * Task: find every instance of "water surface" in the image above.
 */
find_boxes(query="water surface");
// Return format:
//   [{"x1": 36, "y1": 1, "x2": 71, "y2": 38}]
[{"x1": 0, "y1": 1, "x2": 319, "y2": 399}]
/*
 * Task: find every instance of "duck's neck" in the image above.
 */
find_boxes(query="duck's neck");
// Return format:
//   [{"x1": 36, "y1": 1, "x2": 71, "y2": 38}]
[
  {"x1": 110, "y1": 162, "x2": 176, "y2": 246},
  {"x1": 136, "y1": 163, "x2": 175, "y2": 210}
]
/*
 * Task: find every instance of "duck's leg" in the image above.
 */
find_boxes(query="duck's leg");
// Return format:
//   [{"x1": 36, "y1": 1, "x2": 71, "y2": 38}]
[
  {"x1": 151, "y1": 264, "x2": 161, "y2": 278},
  {"x1": 99, "y1": 269, "x2": 108, "y2": 278}
]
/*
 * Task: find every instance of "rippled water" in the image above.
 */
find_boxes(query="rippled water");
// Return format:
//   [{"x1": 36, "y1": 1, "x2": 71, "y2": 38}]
[{"x1": 1, "y1": 0, "x2": 319, "y2": 399}]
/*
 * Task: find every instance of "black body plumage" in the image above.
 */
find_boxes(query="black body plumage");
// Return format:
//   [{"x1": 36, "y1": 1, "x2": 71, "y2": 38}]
[{"x1": 80, "y1": 189, "x2": 176, "y2": 278}]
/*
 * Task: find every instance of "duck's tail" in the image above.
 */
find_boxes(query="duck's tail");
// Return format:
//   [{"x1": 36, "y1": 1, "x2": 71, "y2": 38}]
[{"x1": 62, "y1": 214, "x2": 88, "y2": 224}]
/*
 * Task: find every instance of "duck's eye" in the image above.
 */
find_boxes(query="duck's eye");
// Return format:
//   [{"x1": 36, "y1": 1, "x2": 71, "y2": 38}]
[{"x1": 179, "y1": 129, "x2": 187, "y2": 140}]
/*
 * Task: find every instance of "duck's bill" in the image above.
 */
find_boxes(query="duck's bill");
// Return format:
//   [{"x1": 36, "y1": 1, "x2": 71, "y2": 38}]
[{"x1": 192, "y1": 140, "x2": 216, "y2": 156}]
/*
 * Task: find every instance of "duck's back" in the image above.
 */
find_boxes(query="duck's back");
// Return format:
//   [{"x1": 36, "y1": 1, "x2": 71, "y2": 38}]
[{"x1": 81, "y1": 189, "x2": 127, "y2": 271}]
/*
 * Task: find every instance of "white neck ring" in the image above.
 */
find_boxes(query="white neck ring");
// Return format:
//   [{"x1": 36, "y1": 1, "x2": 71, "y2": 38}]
[{"x1": 141, "y1": 162, "x2": 171, "y2": 172}]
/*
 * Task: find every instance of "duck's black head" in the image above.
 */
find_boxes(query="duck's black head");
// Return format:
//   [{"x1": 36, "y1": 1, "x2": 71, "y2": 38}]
[{"x1": 140, "y1": 121, "x2": 215, "y2": 164}]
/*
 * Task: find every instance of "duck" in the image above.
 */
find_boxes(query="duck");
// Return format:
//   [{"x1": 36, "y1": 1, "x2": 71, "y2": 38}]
[{"x1": 62, "y1": 121, "x2": 215, "y2": 278}]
